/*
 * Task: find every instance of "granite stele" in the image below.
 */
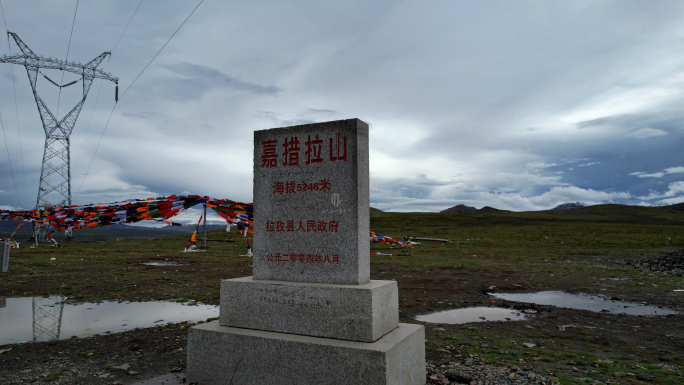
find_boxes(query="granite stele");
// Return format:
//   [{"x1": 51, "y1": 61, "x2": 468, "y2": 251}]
[{"x1": 187, "y1": 119, "x2": 425, "y2": 385}]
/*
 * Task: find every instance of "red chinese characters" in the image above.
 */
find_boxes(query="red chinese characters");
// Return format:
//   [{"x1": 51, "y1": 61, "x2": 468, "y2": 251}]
[
  {"x1": 261, "y1": 140, "x2": 278, "y2": 168},
  {"x1": 283, "y1": 137, "x2": 300, "y2": 166},
  {"x1": 266, "y1": 220, "x2": 339, "y2": 233},
  {"x1": 260, "y1": 133, "x2": 347, "y2": 168},
  {"x1": 329, "y1": 132, "x2": 346, "y2": 161},
  {"x1": 266, "y1": 252, "x2": 340, "y2": 264},
  {"x1": 305, "y1": 135, "x2": 323, "y2": 165},
  {"x1": 272, "y1": 179, "x2": 331, "y2": 195}
]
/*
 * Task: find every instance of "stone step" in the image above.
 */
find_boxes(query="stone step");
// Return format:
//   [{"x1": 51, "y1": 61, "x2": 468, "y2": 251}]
[
  {"x1": 187, "y1": 321, "x2": 425, "y2": 385},
  {"x1": 220, "y1": 277, "x2": 398, "y2": 342}
]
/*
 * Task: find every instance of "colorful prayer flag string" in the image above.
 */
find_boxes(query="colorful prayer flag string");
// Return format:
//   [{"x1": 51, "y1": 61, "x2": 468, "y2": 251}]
[{"x1": 1, "y1": 196, "x2": 409, "y2": 248}]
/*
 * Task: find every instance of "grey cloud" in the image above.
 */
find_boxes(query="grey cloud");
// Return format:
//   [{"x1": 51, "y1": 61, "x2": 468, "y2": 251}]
[
  {"x1": 302, "y1": 108, "x2": 337, "y2": 116},
  {"x1": 6, "y1": 2, "x2": 684, "y2": 211},
  {"x1": 120, "y1": 111, "x2": 163, "y2": 120},
  {"x1": 629, "y1": 128, "x2": 668, "y2": 139},
  {"x1": 168, "y1": 62, "x2": 281, "y2": 94},
  {"x1": 630, "y1": 165, "x2": 684, "y2": 179},
  {"x1": 577, "y1": 112, "x2": 684, "y2": 136},
  {"x1": 147, "y1": 62, "x2": 281, "y2": 102},
  {"x1": 254, "y1": 110, "x2": 313, "y2": 128},
  {"x1": 633, "y1": 172, "x2": 665, "y2": 179}
]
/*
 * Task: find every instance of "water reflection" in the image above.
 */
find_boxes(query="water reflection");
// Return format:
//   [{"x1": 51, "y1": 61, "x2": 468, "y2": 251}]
[
  {"x1": 0, "y1": 296, "x2": 218, "y2": 345},
  {"x1": 415, "y1": 307, "x2": 536, "y2": 324},
  {"x1": 491, "y1": 291, "x2": 677, "y2": 316}
]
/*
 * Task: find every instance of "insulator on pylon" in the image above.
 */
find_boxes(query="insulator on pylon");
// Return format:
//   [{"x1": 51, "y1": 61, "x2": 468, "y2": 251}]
[{"x1": 115, "y1": 85, "x2": 119, "y2": 102}]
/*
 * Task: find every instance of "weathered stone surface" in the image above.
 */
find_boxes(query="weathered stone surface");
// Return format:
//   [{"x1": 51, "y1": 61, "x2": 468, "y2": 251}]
[
  {"x1": 252, "y1": 119, "x2": 370, "y2": 285},
  {"x1": 219, "y1": 277, "x2": 398, "y2": 342},
  {"x1": 0, "y1": 242, "x2": 9, "y2": 272},
  {"x1": 188, "y1": 118, "x2": 425, "y2": 384},
  {"x1": 187, "y1": 321, "x2": 425, "y2": 385}
]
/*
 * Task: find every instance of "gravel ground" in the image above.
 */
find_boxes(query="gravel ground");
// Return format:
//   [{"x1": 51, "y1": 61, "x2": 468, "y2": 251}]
[
  {"x1": 2, "y1": 248, "x2": 682, "y2": 384},
  {"x1": 621, "y1": 248, "x2": 684, "y2": 276},
  {"x1": 1, "y1": 319, "x2": 561, "y2": 385},
  {"x1": 0, "y1": 321, "x2": 190, "y2": 385},
  {"x1": 426, "y1": 356, "x2": 559, "y2": 385}
]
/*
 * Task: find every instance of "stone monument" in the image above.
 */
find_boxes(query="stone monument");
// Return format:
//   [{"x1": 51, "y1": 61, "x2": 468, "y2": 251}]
[{"x1": 187, "y1": 119, "x2": 425, "y2": 384}]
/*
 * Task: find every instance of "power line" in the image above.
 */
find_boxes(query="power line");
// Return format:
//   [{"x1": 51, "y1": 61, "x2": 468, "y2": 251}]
[
  {"x1": 112, "y1": 0, "x2": 143, "y2": 54},
  {"x1": 75, "y1": 0, "x2": 204, "y2": 200},
  {"x1": 0, "y1": 98, "x2": 20, "y2": 207},
  {"x1": 1, "y1": 33, "x2": 118, "y2": 209},
  {"x1": 56, "y1": 0, "x2": 80, "y2": 118},
  {"x1": 75, "y1": 103, "x2": 117, "y2": 200},
  {"x1": 119, "y1": 0, "x2": 204, "y2": 100},
  {"x1": 0, "y1": 0, "x2": 27, "y2": 208},
  {"x1": 74, "y1": 0, "x2": 143, "y2": 176},
  {"x1": 0, "y1": 1, "x2": 8, "y2": 50},
  {"x1": 64, "y1": 0, "x2": 79, "y2": 64}
]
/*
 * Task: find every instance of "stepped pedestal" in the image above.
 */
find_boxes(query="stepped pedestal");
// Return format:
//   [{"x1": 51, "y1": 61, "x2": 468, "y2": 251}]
[{"x1": 187, "y1": 119, "x2": 425, "y2": 384}]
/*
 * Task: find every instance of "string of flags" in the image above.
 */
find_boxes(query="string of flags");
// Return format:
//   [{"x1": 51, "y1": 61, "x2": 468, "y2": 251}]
[
  {"x1": 0, "y1": 195, "x2": 410, "y2": 248},
  {"x1": 0, "y1": 195, "x2": 253, "y2": 233},
  {"x1": 370, "y1": 231, "x2": 413, "y2": 248}
]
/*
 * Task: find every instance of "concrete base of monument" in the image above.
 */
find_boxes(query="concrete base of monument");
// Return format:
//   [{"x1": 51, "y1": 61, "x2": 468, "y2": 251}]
[
  {"x1": 187, "y1": 321, "x2": 426, "y2": 385},
  {"x1": 220, "y1": 277, "x2": 398, "y2": 342}
]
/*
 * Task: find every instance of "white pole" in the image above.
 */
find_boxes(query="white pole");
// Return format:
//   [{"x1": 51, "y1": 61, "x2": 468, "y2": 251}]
[{"x1": 203, "y1": 204, "x2": 208, "y2": 248}]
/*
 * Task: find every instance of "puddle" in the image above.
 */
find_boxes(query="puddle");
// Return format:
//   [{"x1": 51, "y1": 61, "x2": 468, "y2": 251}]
[
  {"x1": 490, "y1": 291, "x2": 677, "y2": 316},
  {"x1": 141, "y1": 261, "x2": 186, "y2": 266},
  {"x1": 0, "y1": 296, "x2": 218, "y2": 345},
  {"x1": 415, "y1": 307, "x2": 537, "y2": 324}
]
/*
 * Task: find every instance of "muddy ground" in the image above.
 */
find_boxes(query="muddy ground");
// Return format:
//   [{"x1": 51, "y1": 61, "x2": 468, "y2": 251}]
[{"x1": 1, "y1": 251, "x2": 682, "y2": 385}]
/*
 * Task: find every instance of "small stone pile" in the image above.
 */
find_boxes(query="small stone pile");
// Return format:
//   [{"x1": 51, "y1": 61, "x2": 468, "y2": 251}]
[
  {"x1": 624, "y1": 249, "x2": 684, "y2": 276},
  {"x1": 426, "y1": 358, "x2": 559, "y2": 385}
]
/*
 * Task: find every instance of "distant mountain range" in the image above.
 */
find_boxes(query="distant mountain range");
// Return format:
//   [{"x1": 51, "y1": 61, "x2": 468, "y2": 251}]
[
  {"x1": 3, "y1": 201, "x2": 683, "y2": 242},
  {"x1": 440, "y1": 202, "x2": 588, "y2": 213},
  {"x1": 549, "y1": 202, "x2": 586, "y2": 211},
  {"x1": 440, "y1": 204, "x2": 509, "y2": 213},
  {"x1": 440, "y1": 201, "x2": 684, "y2": 213}
]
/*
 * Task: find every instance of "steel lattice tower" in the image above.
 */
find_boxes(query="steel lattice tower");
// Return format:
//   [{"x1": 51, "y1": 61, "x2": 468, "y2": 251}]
[
  {"x1": 32, "y1": 296, "x2": 65, "y2": 342},
  {"x1": 0, "y1": 32, "x2": 118, "y2": 208}
]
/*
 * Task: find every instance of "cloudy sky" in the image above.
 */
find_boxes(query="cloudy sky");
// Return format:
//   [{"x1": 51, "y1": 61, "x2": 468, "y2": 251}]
[{"x1": 1, "y1": 0, "x2": 684, "y2": 217}]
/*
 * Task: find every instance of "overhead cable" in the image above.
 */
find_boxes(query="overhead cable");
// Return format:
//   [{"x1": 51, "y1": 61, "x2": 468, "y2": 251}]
[
  {"x1": 0, "y1": 0, "x2": 27, "y2": 207},
  {"x1": 0, "y1": 100, "x2": 20, "y2": 207},
  {"x1": 56, "y1": 0, "x2": 80, "y2": 117},
  {"x1": 75, "y1": 0, "x2": 143, "y2": 170},
  {"x1": 119, "y1": 0, "x2": 204, "y2": 100},
  {"x1": 75, "y1": 0, "x2": 204, "y2": 200}
]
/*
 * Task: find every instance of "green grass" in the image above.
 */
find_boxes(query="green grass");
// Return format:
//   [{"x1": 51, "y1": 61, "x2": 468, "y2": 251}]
[
  {"x1": 0, "y1": 226, "x2": 254, "y2": 302},
  {"x1": 43, "y1": 367, "x2": 70, "y2": 382},
  {"x1": 2, "y1": 204, "x2": 683, "y2": 383}
]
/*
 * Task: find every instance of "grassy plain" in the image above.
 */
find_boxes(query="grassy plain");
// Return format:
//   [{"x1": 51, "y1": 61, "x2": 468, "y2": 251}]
[{"x1": 1, "y1": 204, "x2": 683, "y2": 384}]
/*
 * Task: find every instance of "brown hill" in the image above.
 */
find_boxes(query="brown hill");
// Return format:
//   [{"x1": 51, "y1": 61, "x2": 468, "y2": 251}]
[
  {"x1": 441, "y1": 204, "x2": 478, "y2": 213},
  {"x1": 441, "y1": 204, "x2": 507, "y2": 213},
  {"x1": 665, "y1": 202, "x2": 684, "y2": 211},
  {"x1": 550, "y1": 202, "x2": 586, "y2": 211},
  {"x1": 478, "y1": 206, "x2": 508, "y2": 213}
]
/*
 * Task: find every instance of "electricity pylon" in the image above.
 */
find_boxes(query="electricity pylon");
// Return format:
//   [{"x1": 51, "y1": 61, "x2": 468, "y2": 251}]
[
  {"x1": 0, "y1": 32, "x2": 118, "y2": 210},
  {"x1": 32, "y1": 295, "x2": 65, "y2": 342}
]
